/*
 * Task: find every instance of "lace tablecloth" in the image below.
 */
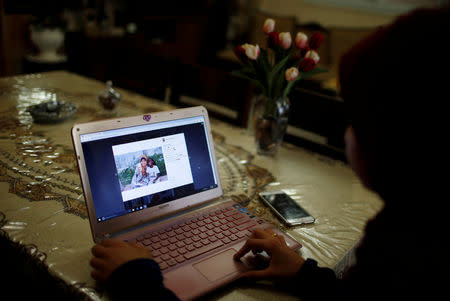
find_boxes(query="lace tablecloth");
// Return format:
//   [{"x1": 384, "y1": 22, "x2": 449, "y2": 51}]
[{"x1": 0, "y1": 71, "x2": 382, "y2": 300}]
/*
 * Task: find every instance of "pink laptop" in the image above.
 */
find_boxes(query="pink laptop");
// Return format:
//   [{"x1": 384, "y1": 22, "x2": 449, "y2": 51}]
[{"x1": 72, "y1": 106, "x2": 301, "y2": 300}]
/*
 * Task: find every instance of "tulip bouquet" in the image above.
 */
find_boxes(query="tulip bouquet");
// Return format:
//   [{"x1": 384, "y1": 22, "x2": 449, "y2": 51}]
[{"x1": 233, "y1": 18, "x2": 326, "y2": 119}]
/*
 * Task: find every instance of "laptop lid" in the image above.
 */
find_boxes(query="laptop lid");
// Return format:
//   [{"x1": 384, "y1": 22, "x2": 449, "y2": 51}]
[{"x1": 72, "y1": 106, "x2": 223, "y2": 242}]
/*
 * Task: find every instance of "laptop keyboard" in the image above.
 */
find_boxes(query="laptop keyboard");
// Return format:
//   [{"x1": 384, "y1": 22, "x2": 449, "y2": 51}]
[{"x1": 131, "y1": 203, "x2": 265, "y2": 271}]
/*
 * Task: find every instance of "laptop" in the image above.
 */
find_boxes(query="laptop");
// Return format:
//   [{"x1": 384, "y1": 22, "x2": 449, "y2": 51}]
[{"x1": 72, "y1": 106, "x2": 301, "y2": 300}]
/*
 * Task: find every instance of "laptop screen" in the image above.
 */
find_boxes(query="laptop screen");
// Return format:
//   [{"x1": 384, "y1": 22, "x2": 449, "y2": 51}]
[{"x1": 80, "y1": 116, "x2": 218, "y2": 223}]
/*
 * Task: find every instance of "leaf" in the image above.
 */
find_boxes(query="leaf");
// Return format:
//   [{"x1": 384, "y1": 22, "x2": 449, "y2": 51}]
[
  {"x1": 231, "y1": 70, "x2": 267, "y2": 95},
  {"x1": 272, "y1": 72, "x2": 286, "y2": 99},
  {"x1": 267, "y1": 55, "x2": 291, "y2": 96},
  {"x1": 269, "y1": 55, "x2": 290, "y2": 80},
  {"x1": 282, "y1": 75, "x2": 303, "y2": 99},
  {"x1": 302, "y1": 67, "x2": 328, "y2": 79}
]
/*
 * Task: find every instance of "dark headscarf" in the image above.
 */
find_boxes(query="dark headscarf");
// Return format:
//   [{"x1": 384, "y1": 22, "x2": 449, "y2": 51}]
[{"x1": 339, "y1": 6, "x2": 450, "y2": 203}]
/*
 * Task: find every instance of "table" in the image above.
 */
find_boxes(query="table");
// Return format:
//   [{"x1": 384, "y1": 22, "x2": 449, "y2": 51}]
[{"x1": 0, "y1": 71, "x2": 383, "y2": 300}]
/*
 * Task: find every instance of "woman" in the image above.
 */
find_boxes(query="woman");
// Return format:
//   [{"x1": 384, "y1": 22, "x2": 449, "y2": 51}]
[
  {"x1": 89, "y1": 6, "x2": 450, "y2": 300},
  {"x1": 133, "y1": 155, "x2": 150, "y2": 187}
]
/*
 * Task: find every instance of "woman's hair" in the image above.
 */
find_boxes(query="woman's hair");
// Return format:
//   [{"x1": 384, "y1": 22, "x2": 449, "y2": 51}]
[{"x1": 339, "y1": 6, "x2": 450, "y2": 201}]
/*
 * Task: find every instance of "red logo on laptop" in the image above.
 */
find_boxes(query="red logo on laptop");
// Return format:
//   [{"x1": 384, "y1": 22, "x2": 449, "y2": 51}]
[{"x1": 143, "y1": 114, "x2": 151, "y2": 122}]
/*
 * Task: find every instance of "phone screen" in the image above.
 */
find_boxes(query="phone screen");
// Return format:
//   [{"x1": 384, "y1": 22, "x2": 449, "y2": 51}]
[{"x1": 262, "y1": 193, "x2": 311, "y2": 220}]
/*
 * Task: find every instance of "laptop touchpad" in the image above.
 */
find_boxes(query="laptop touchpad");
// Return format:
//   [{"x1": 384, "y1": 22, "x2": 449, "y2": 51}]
[{"x1": 193, "y1": 249, "x2": 243, "y2": 282}]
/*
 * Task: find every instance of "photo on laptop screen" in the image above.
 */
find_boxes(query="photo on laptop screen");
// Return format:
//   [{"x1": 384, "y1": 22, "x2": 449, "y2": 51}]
[
  {"x1": 79, "y1": 116, "x2": 218, "y2": 223},
  {"x1": 112, "y1": 133, "x2": 194, "y2": 202}
]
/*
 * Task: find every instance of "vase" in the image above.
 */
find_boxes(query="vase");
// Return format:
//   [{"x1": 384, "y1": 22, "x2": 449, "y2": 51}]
[
  {"x1": 253, "y1": 95, "x2": 290, "y2": 156},
  {"x1": 30, "y1": 26, "x2": 66, "y2": 63}
]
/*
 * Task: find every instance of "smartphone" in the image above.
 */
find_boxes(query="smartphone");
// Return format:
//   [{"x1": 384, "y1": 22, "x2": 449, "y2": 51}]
[{"x1": 259, "y1": 191, "x2": 315, "y2": 226}]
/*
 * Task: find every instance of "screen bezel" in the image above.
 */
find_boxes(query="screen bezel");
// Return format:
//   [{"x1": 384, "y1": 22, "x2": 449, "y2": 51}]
[{"x1": 72, "y1": 106, "x2": 222, "y2": 241}]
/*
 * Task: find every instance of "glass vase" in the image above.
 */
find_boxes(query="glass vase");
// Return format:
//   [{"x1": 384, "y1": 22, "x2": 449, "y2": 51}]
[{"x1": 253, "y1": 95, "x2": 290, "y2": 156}]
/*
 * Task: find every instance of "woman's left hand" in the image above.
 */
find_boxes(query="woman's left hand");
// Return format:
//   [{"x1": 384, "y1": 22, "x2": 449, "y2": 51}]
[{"x1": 90, "y1": 239, "x2": 153, "y2": 282}]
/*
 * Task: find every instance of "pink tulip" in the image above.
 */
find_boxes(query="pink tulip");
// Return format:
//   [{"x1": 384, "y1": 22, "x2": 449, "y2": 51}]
[
  {"x1": 279, "y1": 32, "x2": 292, "y2": 49},
  {"x1": 242, "y1": 44, "x2": 260, "y2": 60},
  {"x1": 263, "y1": 18, "x2": 275, "y2": 34},
  {"x1": 295, "y1": 32, "x2": 308, "y2": 49},
  {"x1": 233, "y1": 45, "x2": 247, "y2": 62},
  {"x1": 305, "y1": 50, "x2": 320, "y2": 63},
  {"x1": 285, "y1": 67, "x2": 299, "y2": 82}
]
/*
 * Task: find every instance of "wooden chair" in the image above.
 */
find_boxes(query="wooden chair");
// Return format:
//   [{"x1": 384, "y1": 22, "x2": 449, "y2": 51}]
[
  {"x1": 286, "y1": 85, "x2": 347, "y2": 161},
  {"x1": 170, "y1": 61, "x2": 253, "y2": 128}
]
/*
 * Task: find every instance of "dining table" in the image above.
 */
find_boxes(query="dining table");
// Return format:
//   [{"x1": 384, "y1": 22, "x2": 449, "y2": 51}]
[{"x1": 0, "y1": 71, "x2": 383, "y2": 300}]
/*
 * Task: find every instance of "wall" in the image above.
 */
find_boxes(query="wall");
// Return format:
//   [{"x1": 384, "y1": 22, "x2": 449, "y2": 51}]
[{"x1": 257, "y1": 0, "x2": 395, "y2": 28}]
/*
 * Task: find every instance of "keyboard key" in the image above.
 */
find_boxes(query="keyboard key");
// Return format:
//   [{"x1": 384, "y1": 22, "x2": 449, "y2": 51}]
[
  {"x1": 237, "y1": 221, "x2": 257, "y2": 231},
  {"x1": 159, "y1": 262, "x2": 168, "y2": 270},
  {"x1": 229, "y1": 234, "x2": 238, "y2": 241},
  {"x1": 236, "y1": 232, "x2": 247, "y2": 238},
  {"x1": 184, "y1": 241, "x2": 224, "y2": 260}
]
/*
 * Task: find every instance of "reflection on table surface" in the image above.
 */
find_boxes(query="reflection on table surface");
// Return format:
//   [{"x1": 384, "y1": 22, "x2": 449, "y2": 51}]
[{"x1": 0, "y1": 71, "x2": 382, "y2": 300}]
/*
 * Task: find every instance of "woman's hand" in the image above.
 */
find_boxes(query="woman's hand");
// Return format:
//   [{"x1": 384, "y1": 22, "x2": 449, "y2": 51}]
[
  {"x1": 234, "y1": 228, "x2": 305, "y2": 280},
  {"x1": 90, "y1": 239, "x2": 153, "y2": 282}
]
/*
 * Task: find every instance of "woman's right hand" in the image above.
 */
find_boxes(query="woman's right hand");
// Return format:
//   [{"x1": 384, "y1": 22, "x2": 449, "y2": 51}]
[{"x1": 233, "y1": 228, "x2": 305, "y2": 280}]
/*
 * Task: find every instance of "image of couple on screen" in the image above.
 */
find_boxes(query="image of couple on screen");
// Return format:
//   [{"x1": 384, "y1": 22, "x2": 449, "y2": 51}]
[
  {"x1": 115, "y1": 146, "x2": 168, "y2": 192},
  {"x1": 133, "y1": 155, "x2": 160, "y2": 187}
]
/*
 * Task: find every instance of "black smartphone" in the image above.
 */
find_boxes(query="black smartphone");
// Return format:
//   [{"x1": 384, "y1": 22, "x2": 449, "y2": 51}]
[{"x1": 259, "y1": 191, "x2": 315, "y2": 226}]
